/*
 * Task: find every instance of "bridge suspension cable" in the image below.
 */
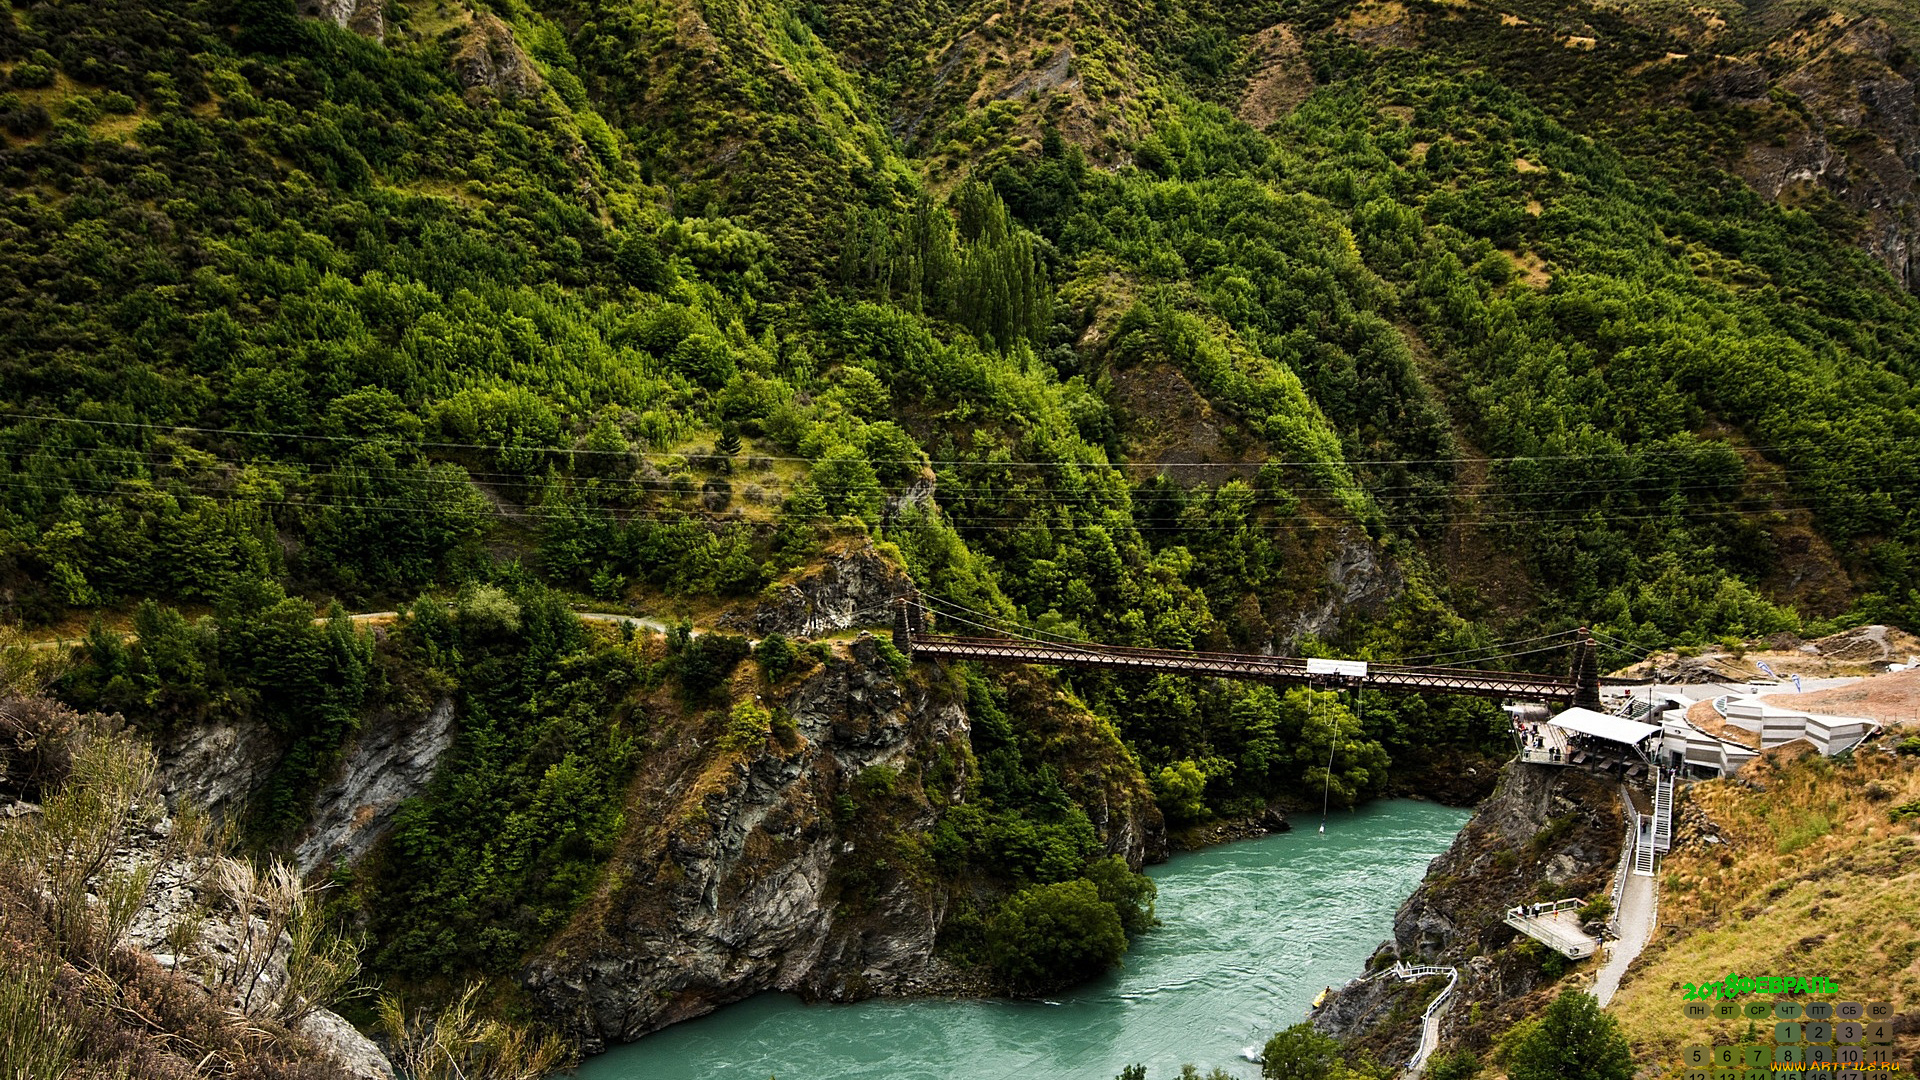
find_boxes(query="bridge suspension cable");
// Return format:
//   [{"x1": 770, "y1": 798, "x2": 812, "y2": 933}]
[
  {"x1": 921, "y1": 593, "x2": 1599, "y2": 678},
  {"x1": 1420, "y1": 639, "x2": 1594, "y2": 669},
  {"x1": 897, "y1": 606, "x2": 1603, "y2": 708},
  {"x1": 918, "y1": 593, "x2": 1094, "y2": 647},
  {"x1": 1385, "y1": 630, "x2": 1580, "y2": 665}
]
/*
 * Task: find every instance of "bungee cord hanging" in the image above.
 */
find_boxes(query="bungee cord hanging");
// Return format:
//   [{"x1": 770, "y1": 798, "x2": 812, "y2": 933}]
[{"x1": 1319, "y1": 685, "x2": 1336, "y2": 835}]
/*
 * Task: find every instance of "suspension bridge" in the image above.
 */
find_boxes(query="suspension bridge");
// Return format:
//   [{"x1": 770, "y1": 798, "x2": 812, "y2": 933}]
[{"x1": 892, "y1": 598, "x2": 1610, "y2": 707}]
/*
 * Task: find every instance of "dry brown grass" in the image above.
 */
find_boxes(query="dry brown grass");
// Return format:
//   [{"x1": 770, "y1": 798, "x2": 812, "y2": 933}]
[
  {"x1": 0, "y1": 703, "x2": 352, "y2": 1079},
  {"x1": 1609, "y1": 749, "x2": 1920, "y2": 1071},
  {"x1": 1237, "y1": 25, "x2": 1313, "y2": 129},
  {"x1": 377, "y1": 981, "x2": 566, "y2": 1080},
  {"x1": 1505, "y1": 250, "x2": 1551, "y2": 288}
]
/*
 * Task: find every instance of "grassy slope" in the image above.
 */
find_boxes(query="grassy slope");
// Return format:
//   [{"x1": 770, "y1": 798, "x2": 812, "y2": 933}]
[{"x1": 1610, "y1": 748, "x2": 1920, "y2": 1069}]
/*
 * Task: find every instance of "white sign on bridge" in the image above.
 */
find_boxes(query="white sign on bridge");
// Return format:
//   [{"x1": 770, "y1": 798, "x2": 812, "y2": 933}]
[{"x1": 1305, "y1": 658, "x2": 1369, "y2": 678}]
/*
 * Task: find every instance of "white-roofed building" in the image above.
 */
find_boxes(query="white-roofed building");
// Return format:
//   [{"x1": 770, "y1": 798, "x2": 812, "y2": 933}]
[
  {"x1": 1656, "y1": 709, "x2": 1760, "y2": 777},
  {"x1": 1547, "y1": 707, "x2": 1660, "y2": 748},
  {"x1": 1625, "y1": 680, "x2": 1877, "y2": 778}
]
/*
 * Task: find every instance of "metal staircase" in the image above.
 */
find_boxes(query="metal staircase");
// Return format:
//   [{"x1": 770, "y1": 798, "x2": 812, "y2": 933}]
[
  {"x1": 1652, "y1": 770, "x2": 1674, "y2": 853},
  {"x1": 1628, "y1": 834, "x2": 1658, "y2": 876}
]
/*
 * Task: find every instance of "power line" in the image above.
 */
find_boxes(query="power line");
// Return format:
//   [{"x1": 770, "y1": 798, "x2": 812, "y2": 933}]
[
  {"x1": 922, "y1": 591, "x2": 1581, "y2": 666},
  {"x1": 6, "y1": 410, "x2": 1915, "y2": 472},
  {"x1": 9, "y1": 417, "x2": 1912, "y2": 543},
  {"x1": 9, "y1": 428, "x2": 1914, "y2": 529},
  {"x1": 915, "y1": 593, "x2": 1587, "y2": 679},
  {"x1": 8, "y1": 466, "x2": 1901, "y2": 539}
]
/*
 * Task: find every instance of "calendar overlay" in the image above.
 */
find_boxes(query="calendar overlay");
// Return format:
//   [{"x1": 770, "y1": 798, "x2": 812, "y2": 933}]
[{"x1": 1675, "y1": 988, "x2": 1906, "y2": 1078}]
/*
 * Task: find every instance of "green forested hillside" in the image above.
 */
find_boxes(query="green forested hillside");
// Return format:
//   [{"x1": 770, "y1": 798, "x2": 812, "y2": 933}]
[{"x1": 4, "y1": 0, "x2": 1919, "y2": 1030}]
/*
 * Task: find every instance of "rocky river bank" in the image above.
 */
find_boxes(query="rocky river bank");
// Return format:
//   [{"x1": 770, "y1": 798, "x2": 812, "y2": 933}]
[{"x1": 1313, "y1": 761, "x2": 1626, "y2": 1065}]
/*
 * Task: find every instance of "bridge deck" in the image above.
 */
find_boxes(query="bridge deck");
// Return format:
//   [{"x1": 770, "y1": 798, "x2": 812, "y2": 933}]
[{"x1": 907, "y1": 634, "x2": 1585, "y2": 704}]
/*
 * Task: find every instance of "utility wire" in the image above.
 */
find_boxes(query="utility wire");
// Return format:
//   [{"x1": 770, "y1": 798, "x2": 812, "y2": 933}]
[
  {"x1": 918, "y1": 592, "x2": 1581, "y2": 678},
  {"x1": 11, "y1": 437, "x2": 1911, "y2": 526},
  {"x1": 6, "y1": 468, "x2": 1896, "y2": 540},
  {"x1": 6, "y1": 410, "x2": 1914, "y2": 471},
  {"x1": 13, "y1": 437, "x2": 1909, "y2": 506}
]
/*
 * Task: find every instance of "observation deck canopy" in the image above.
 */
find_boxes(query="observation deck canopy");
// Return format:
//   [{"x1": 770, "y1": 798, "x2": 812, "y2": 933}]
[{"x1": 1515, "y1": 706, "x2": 1660, "y2": 774}]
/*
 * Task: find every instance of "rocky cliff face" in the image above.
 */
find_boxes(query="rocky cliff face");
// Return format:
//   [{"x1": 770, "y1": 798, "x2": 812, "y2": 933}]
[
  {"x1": 155, "y1": 697, "x2": 458, "y2": 876},
  {"x1": 293, "y1": 698, "x2": 456, "y2": 875},
  {"x1": 522, "y1": 637, "x2": 1158, "y2": 1051},
  {"x1": 1314, "y1": 762, "x2": 1624, "y2": 1063},
  {"x1": 1729, "y1": 17, "x2": 1920, "y2": 290},
  {"x1": 725, "y1": 541, "x2": 916, "y2": 638}
]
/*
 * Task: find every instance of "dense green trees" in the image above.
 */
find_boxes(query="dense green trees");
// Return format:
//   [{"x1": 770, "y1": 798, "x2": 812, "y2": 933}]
[
  {"x1": 1260, "y1": 1025, "x2": 1340, "y2": 1080},
  {"x1": 843, "y1": 180, "x2": 1052, "y2": 352},
  {"x1": 986, "y1": 879, "x2": 1129, "y2": 992},
  {"x1": 59, "y1": 579, "x2": 375, "y2": 839},
  {"x1": 1500, "y1": 989, "x2": 1633, "y2": 1080},
  {"x1": 365, "y1": 585, "x2": 641, "y2": 978},
  {"x1": 1424, "y1": 1049, "x2": 1478, "y2": 1080},
  {"x1": 5, "y1": 0, "x2": 1914, "y2": 662}
]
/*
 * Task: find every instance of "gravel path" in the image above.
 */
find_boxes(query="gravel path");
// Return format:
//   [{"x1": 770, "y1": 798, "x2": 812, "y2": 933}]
[{"x1": 1594, "y1": 869, "x2": 1657, "y2": 1006}]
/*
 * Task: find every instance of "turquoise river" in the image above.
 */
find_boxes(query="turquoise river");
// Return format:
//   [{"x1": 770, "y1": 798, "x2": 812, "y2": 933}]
[{"x1": 573, "y1": 798, "x2": 1472, "y2": 1080}]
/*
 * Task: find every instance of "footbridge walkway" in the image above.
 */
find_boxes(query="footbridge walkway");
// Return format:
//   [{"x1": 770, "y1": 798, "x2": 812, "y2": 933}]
[{"x1": 894, "y1": 602, "x2": 1609, "y2": 707}]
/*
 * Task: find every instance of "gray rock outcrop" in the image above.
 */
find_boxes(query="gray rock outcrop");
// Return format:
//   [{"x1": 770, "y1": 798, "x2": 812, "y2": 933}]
[
  {"x1": 298, "y1": 0, "x2": 383, "y2": 41},
  {"x1": 730, "y1": 542, "x2": 915, "y2": 638},
  {"x1": 522, "y1": 637, "x2": 969, "y2": 1050},
  {"x1": 120, "y1": 818, "x2": 395, "y2": 1080},
  {"x1": 1284, "y1": 530, "x2": 1406, "y2": 644},
  {"x1": 454, "y1": 14, "x2": 545, "y2": 103},
  {"x1": 298, "y1": 1010, "x2": 397, "y2": 1080},
  {"x1": 155, "y1": 699, "x2": 458, "y2": 878},
  {"x1": 295, "y1": 698, "x2": 456, "y2": 875},
  {"x1": 156, "y1": 718, "x2": 285, "y2": 822},
  {"x1": 1730, "y1": 18, "x2": 1920, "y2": 291}
]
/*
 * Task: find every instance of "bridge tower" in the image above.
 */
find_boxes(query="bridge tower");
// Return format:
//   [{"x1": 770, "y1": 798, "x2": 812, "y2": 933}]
[
  {"x1": 1572, "y1": 627, "x2": 1602, "y2": 709},
  {"x1": 893, "y1": 595, "x2": 922, "y2": 656}
]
